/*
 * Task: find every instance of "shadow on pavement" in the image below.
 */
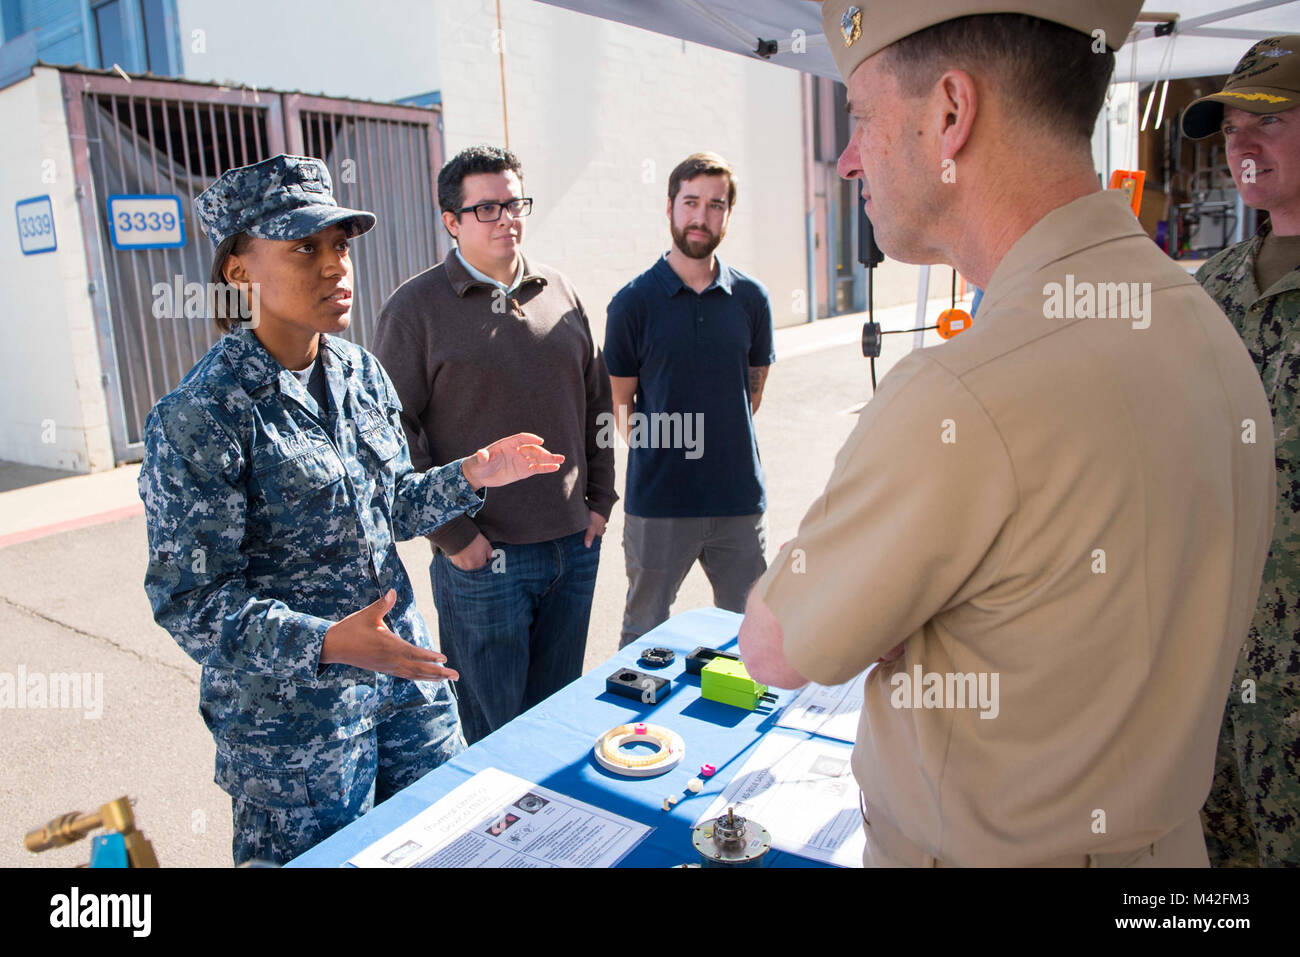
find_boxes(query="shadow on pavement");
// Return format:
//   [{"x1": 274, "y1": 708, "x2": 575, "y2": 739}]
[{"x1": 0, "y1": 460, "x2": 80, "y2": 495}]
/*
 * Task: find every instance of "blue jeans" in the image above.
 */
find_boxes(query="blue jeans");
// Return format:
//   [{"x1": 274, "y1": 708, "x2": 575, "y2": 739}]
[{"x1": 432, "y1": 530, "x2": 601, "y2": 745}]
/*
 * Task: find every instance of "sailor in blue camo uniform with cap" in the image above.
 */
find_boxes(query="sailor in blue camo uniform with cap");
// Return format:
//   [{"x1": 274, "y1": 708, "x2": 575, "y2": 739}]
[{"x1": 139, "y1": 154, "x2": 564, "y2": 865}]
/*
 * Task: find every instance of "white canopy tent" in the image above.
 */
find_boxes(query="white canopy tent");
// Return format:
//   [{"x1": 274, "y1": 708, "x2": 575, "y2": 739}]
[
  {"x1": 533, "y1": 1, "x2": 1300, "y2": 337},
  {"x1": 536, "y1": 0, "x2": 1300, "y2": 84}
]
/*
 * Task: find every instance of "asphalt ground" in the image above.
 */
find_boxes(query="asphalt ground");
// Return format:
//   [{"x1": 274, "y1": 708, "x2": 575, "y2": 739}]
[{"x1": 0, "y1": 305, "x2": 940, "y2": 867}]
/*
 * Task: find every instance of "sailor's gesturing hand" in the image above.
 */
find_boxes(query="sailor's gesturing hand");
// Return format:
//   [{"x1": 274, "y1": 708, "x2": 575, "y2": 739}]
[
  {"x1": 460, "y1": 432, "x2": 565, "y2": 489},
  {"x1": 321, "y1": 589, "x2": 460, "y2": 681}
]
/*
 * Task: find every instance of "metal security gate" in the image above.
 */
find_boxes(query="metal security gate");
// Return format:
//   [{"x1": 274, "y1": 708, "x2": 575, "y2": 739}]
[
  {"x1": 62, "y1": 70, "x2": 447, "y2": 462},
  {"x1": 290, "y1": 95, "x2": 446, "y2": 350}
]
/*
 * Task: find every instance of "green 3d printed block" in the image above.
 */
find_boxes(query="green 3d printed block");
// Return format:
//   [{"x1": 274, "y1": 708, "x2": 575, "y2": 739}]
[{"x1": 701, "y1": 657, "x2": 769, "y2": 711}]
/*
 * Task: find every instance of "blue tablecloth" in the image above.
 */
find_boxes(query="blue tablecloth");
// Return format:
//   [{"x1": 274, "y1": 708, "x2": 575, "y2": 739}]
[{"x1": 287, "y1": 607, "x2": 834, "y2": 868}]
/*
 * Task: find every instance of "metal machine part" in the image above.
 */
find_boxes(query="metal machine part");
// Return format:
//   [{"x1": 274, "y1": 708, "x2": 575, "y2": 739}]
[
  {"x1": 606, "y1": 667, "x2": 671, "y2": 704},
  {"x1": 684, "y1": 646, "x2": 741, "y2": 676},
  {"x1": 639, "y1": 647, "x2": 676, "y2": 668},
  {"x1": 692, "y1": 806, "x2": 772, "y2": 867}
]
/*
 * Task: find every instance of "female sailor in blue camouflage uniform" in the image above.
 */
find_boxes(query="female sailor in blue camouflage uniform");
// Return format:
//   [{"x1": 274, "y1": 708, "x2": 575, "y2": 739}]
[{"x1": 139, "y1": 154, "x2": 563, "y2": 865}]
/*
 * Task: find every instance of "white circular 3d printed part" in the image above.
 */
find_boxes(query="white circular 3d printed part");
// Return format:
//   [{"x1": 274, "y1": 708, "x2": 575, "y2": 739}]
[{"x1": 593, "y1": 723, "x2": 685, "y2": 777}]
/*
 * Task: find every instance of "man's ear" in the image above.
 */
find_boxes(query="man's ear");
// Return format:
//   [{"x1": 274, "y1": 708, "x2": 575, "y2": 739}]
[
  {"x1": 936, "y1": 68, "x2": 978, "y2": 164},
  {"x1": 441, "y1": 209, "x2": 459, "y2": 240}
]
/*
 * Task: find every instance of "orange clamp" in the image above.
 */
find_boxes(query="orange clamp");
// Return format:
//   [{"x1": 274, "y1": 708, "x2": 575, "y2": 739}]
[
  {"x1": 1108, "y1": 169, "x2": 1146, "y2": 217},
  {"x1": 937, "y1": 308, "x2": 973, "y2": 340}
]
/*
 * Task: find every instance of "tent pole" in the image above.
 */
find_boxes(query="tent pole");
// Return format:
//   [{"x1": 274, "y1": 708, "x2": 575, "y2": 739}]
[
  {"x1": 801, "y1": 72, "x2": 818, "y2": 323},
  {"x1": 913, "y1": 267, "x2": 930, "y2": 350}
]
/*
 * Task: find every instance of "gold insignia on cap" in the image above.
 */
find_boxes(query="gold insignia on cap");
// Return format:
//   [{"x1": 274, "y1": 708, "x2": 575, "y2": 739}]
[
  {"x1": 841, "y1": 6, "x2": 862, "y2": 48},
  {"x1": 1220, "y1": 90, "x2": 1291, "y2": 103},
  {"x1": 1260, "y1": 48, "x2": 1293, "y2": 58}
]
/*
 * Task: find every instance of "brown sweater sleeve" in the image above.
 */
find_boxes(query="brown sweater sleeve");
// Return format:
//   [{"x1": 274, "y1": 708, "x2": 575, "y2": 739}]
[
  {"x1": 374, "y1": 273, "x2": 482, "y2": 555},
  {"x1": 374, "y1": 297, "x2": 431, "y2": 471},
  {"x1": 570, "y1": 288, "x2": 618, "y2": 520}
]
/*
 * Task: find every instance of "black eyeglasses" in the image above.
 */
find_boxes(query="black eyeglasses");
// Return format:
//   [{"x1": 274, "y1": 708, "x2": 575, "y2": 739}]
[{"x1": 455, "y1": 197, "x2": 534, "y2": 222}]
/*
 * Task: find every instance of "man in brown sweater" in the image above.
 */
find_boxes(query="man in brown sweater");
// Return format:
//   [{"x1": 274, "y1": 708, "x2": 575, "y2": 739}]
[{"x1": 373, "y1": 145, "x2": 616, "y2": 744}]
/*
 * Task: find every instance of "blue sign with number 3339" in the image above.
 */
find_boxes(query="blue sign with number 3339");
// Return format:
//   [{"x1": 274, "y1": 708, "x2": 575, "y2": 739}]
[
  {"x1": 16, "y1": 195, "x2": 57, "y2": 255},
  {"x1": 107, "y1": 194, "x2": 186, "y2": 250}
]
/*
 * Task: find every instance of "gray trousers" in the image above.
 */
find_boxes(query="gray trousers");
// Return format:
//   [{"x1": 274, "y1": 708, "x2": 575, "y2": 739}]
[{"x1": 620, "y1": 512, "x2": 767, "y2": 648}]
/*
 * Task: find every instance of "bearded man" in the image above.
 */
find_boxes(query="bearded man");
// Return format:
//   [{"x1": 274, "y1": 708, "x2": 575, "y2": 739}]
[{"x1": 604, "y1": 151, "x2": 775, "y2": 647}]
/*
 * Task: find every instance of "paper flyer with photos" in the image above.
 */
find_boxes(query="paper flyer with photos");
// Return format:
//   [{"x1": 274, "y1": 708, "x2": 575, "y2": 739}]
[{"x1": 347, "y1": 767, "x2": 652, "y2": 868}]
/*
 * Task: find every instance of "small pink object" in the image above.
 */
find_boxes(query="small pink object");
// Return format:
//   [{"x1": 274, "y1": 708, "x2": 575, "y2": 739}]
[
  {"x1": 634, "y1": 723, "x2": 647, "y2": 735},
  {"x1": 700, "y1": 764, "x2": 716, "y2": 777}
]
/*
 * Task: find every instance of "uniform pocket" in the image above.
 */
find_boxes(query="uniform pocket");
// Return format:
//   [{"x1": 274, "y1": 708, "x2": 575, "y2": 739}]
[
  {"x1": 358, "y1": 417, "x2": 401, "y2": 463},
  {"x1": 252, "y1": 440, "x2": 346, "y2": 507},
  {"x1": 217, "y1": 751, "x2": 325, "y2": 865},
  {"x1": 215, "y1": 750, "x2": 314, "y2": 808}
]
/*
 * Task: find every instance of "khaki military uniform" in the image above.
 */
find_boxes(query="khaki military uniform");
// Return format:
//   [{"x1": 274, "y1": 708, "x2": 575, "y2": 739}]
[
  {"x1": 1196, "y1": 222, "x2": 1300, "y2": 867},
  {"x1": 756, "y1": 190, "x2": 1276, "y2": 866}
]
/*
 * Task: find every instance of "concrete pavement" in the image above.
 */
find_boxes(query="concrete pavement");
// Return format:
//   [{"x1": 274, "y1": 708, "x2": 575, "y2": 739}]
[{"x1": 0, "y1": 295, "x2": 962, "y2": 867}]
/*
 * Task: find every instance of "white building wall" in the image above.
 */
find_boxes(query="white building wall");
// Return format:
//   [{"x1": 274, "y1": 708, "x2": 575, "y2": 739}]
[
  {"x1": 174, "y1": 0, "x2": 442, "y2": 102},
  {"x1": 433, "y1": 0, "x2": 807, "y2": 338},
  {"x1": 171, "y1": 1, "x2": 807, "y2": 336},
  {"x1": 0, "y1": 67, "x2": 113, "y2": 472},
  {"x1": 432, "y1": 0, "x2": 808, "y2": 338}
]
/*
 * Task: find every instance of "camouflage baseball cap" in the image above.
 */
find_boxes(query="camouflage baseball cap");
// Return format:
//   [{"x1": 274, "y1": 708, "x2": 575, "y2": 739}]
[
  {"x1": 194, "y1": 154, "x2": 376, "y2": 246},
  {"x1": 1182, "y1": 35, "x2": 1300, "y2": 140}
]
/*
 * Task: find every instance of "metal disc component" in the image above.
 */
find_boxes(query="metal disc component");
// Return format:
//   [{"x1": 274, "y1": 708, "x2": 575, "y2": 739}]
[
  {"x1": 691, "y1": 806, "x2": 772, "y2": 866},
  {"x1": 639, "y1": 647, "x2": 676, "y2": 668}
]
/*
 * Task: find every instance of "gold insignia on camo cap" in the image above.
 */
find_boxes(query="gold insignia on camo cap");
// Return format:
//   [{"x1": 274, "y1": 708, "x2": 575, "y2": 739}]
[
  {"x1": 1182, "y1": 35, "x2": 1300, "y2": 140},
  {"x1": 817, "y1": 0, "x2": 1144, "y2": 85}
]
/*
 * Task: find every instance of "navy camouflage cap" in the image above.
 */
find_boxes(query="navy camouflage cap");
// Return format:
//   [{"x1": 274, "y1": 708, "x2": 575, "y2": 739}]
[{"x1": 194, "y1": 154, "x2": 376, "y2": 246}]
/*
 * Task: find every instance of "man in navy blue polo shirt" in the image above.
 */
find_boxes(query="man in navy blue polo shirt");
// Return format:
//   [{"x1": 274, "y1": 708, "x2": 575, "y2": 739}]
[{"x1": 604, "y1": 152, "x2": 775, "y2": 648}]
